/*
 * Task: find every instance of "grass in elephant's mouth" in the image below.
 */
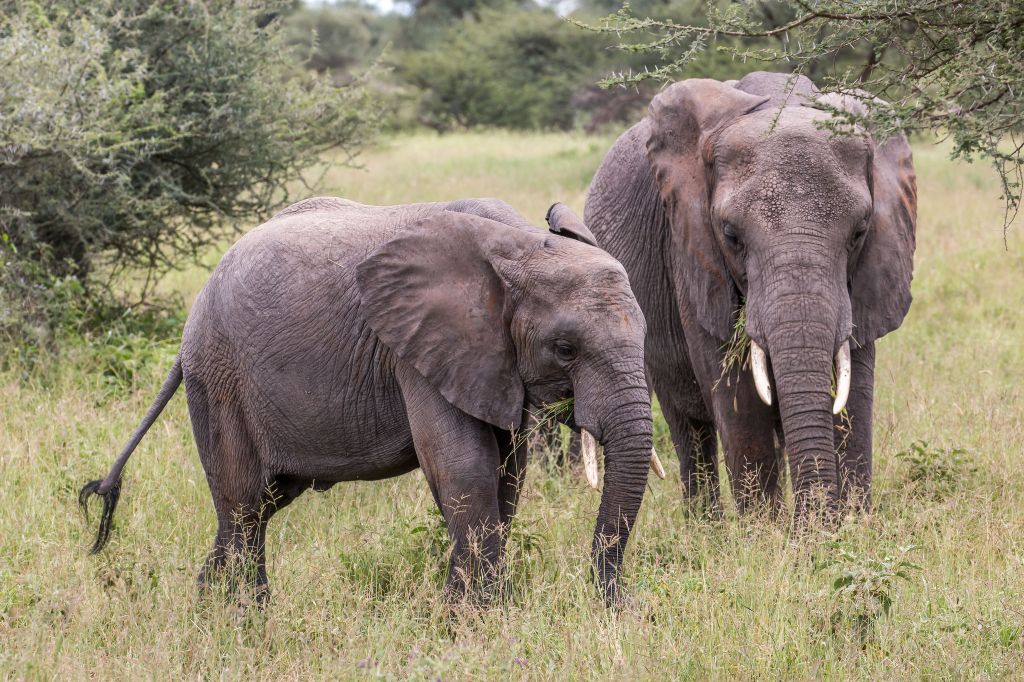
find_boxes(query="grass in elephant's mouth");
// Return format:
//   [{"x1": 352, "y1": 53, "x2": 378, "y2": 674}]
[
  {"x1": 534, "y1": 397, "x2": 575, "y2": 422},
  {"x1": 718, "y1": 304, "x2": 750, "y2": 384},
  {"x1": 511, "y1": 397, "x2": 575, "y2": 451}
]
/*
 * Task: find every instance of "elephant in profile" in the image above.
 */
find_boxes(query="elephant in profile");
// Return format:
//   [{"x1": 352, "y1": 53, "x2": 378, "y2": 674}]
[
  {"x1": 80, "y1": 197, "x2": 657, "y2": 605},
  {"x1": 585, "y1": 72, "x2": 917, "y2": 518}
]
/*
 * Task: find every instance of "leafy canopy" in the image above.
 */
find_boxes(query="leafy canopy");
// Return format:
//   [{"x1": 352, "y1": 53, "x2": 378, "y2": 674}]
[{"x1": 580, "y1": 0, "x2": 1024, "y2": 226}]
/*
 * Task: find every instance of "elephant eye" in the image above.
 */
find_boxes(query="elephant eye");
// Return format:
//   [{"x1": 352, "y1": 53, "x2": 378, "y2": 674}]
[
  {"x1": 722, "y1": 222, "x2": 741, "y2": 247},
  {"x1": 553, "y1": 340, "x2": 577, "y2": 362},
  {"x1": 851, "y1": 219, "x2": 870, "y2": 247}
]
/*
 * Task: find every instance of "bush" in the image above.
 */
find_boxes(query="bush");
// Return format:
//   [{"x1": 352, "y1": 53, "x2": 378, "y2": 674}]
[
  {"x1": 283, "y1": 2, "x2": 399, "y2": 83},
  {"x1": 0, "y1": 0, "x2": 380, "y2": 296},
  {"x1": 0, "y1": 237, "x2": 87, "y2": 367},
  {"x1": 0, "y1": 236, "x2": 184, "y2": 380},
  {"x1": 400, "y1": 6, "x2": 606, "y2": 131}
]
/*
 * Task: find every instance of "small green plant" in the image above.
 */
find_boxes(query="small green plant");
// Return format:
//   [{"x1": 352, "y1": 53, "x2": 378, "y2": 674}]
[
  {"x1": 895, "y1": 440, "x2": 974, "y2": 498},
  {"x1": 816, "y1": 542, "x2": 920, "y2": 642}
]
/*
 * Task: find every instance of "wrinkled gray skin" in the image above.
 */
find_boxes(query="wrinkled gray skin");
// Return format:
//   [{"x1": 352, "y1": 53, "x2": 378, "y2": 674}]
[
  {"x1": 585, "y1": 72, "x2": 916, "y2": 518},
  {"x1": 82, "y1": 197, "x2": 652, "y2": 605}
]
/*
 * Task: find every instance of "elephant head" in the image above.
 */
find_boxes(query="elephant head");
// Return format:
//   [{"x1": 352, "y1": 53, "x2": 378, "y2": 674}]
[
  {"x1": 357, "y1": 206, "x2": 653, "y2": 603},
  {"x1": 645, "y1": 74, "x2": 916, "y2": 515}
]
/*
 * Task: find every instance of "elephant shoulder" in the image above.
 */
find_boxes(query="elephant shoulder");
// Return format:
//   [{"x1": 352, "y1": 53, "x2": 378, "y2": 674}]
[
  {"x1": 586, "y1": 120, "x2": 654, "y2": 218},
  {"x1": 585, "y1": 119, "x2": 667, "y2": 269}
]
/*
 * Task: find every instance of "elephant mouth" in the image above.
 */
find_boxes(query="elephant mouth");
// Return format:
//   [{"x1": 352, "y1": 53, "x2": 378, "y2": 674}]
[{"x1": 749, "y1": 338, "x2": 852, "y2": 414}]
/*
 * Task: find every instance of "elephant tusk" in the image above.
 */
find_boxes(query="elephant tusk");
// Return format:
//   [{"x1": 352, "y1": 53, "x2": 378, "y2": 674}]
[
  {"x1": 833, "y1": 340, "x2": 852, "y2": 415},
  {"x1": 649, "y1": 447, "x2": 666, "y2": 480},
  {"x1": 750, "y1": 341, "x2": 772, "y2": 406},
  {"x1": 581, "y1": 430, "x2": 600, "y2": 489}
]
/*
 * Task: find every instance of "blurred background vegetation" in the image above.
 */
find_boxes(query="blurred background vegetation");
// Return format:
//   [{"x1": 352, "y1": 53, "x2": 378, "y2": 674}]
[
  {"x1": 3, "y1": 0, "x2": 1017, "y2": 369},
  {"x1": 284, "y1": 0, "x2": 804, "y2": 133}
]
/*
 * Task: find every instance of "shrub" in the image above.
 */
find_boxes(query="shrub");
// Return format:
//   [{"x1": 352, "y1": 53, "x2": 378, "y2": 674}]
[
  {"x1": 400, "y1": 6, "x2": 605, "y2": 131},
  {"x1": 0, "y1": 235, "x2": 183, "y2": 382},
  {"x1": 283, "y1": 2, "x2": 398, "y2": 82},
  {"x1": 0, "y1": 0, "x2": 380, "y2": 298}
]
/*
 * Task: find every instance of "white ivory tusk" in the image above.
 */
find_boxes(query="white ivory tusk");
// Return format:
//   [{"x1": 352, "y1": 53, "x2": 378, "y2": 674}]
[
  {"x1": 649, "y1": 447, "x2": 666, "y2": 480},
  {"x1": 833, "y1": 340, "x2": 852, "y2": 415},
  {"x1": 750, "y1": 340, "x2": 773, "y2": 406},
  {"x1": 581, "y1": 430, "x2": 600, "y2": 489}
]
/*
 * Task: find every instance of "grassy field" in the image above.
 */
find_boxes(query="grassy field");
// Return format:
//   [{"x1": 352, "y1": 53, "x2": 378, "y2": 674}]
[{"x1": 2, "y1": 130, "x2": 1023, "y2": 679}]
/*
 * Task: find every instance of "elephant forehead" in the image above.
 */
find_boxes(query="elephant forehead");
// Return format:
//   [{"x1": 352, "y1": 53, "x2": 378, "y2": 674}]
[
  {"x1": 746, "y1": 166, "x2": 861, "y2": 232},
  {"x1": 715, "y1": 116, "x2": 870, "y2": 232},
  {"x1": 520, "y1": 253, "x2": 640, "y2": 322},
  {"x1": 716, "y1": 108, "x2": 869, "y2": 177}
]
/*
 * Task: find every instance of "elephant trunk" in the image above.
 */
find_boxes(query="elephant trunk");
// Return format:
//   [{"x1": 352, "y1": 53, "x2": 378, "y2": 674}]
[
  {"x1": 747, "y1": 244, "x2": 850, "y2": 522},
  {"x1": 575, "y1": 370, "x2": 653, "y2": 606},
  {"x1": 766, "y1": 319, "x2": 841, "y2": 519}
]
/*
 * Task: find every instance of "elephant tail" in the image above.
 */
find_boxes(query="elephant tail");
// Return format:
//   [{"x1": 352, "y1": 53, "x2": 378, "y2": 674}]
[{"x1": 79, "y1": 355, "x2": 183, "y2": 554}]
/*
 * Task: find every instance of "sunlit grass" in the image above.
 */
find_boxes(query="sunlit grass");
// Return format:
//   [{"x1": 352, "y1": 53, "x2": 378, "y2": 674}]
[{"x1": 1, "y1": 131, "x2": 1022, "y2": 678}]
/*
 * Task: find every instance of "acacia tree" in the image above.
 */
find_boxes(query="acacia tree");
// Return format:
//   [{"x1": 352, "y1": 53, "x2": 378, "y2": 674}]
[
  {"x1": 0, "y1": 0, "x2": 380, "y2": 291},
  {"x1": 582, "y1": 0, "x2": 1024, "y2": 225}
]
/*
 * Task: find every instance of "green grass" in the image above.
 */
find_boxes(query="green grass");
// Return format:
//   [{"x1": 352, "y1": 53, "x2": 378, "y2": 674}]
[{"x1": 2, "y1": 131, "x2": 1023, "y2": 679}]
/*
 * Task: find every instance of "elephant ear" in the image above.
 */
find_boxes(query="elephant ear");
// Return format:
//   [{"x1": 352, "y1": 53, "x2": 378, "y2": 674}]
[
  {"x1": 357, "y1": 212, "x2": 532, "y2": 430},
  {"x1": 816, "y1": 92, "x2": 917, "y2": 344},
  {"x1": 645, "y1": 79, "x2": 769, "y2": 340},
  {"x1": 546, "y1": 202, "x2": 598, "y2": 247}
]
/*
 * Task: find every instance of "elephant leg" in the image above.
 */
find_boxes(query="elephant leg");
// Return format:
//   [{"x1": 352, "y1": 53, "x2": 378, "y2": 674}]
[
  {"x1": 495, "y1": 428, "x2": 528, "y2": 528},
  {"x1": 713, "y1": 371, "x2": 781, "y2": 516},
  {"x1": 659, "y1": 391, "x2": 719, "y2": 514},
  {"x1": 188, "y1": 376, "x2": 280, "y2": 606},
  {"x1": 397, "y1": 365, "x2": 504, "y2": 602},
  {"x1": 835, "y1": 341, "x2": 875, "y2": 512}
]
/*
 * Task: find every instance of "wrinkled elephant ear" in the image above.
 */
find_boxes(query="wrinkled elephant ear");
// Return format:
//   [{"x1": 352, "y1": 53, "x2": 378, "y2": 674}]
[
  {"x1": 816, "y1": 92, "x2": 917, "y2": 345},
  {"x1": 645, "y1": 79, "x2": 769, "y2": 341},
  {"x1": 546, "y1": 202, "x2": 599, "y2": 247},
  {"x1": 357, "y1": 212, "x2": 535, "y2": 430}
]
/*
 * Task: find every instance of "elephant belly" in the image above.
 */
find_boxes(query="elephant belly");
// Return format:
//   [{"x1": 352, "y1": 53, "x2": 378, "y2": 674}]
[
  {"x1": 257, "y1": 391, "x2": 419, "y2": 483},
  {"x1": 244, "y1": 354, "x2": 420, "y2": 483}
]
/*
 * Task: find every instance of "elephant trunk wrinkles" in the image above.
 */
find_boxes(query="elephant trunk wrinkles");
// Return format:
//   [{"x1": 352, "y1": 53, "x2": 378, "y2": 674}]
[
  {"x1": 765, "y1": 305, "x2": 841, "y2": 519},
  {"x1": 581, "y1": 380, "x2": 653, "y2": 605}
]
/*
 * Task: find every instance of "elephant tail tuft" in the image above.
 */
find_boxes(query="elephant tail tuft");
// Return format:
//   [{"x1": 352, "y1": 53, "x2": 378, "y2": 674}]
[{"x1": 79, "y1": 479, "x2": 122, "y2": 554}]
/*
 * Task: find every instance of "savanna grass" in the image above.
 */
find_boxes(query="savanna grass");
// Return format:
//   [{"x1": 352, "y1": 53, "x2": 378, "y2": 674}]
[{"x1": 1, "y1": 131, "x2": 1022, "y2": 679}]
